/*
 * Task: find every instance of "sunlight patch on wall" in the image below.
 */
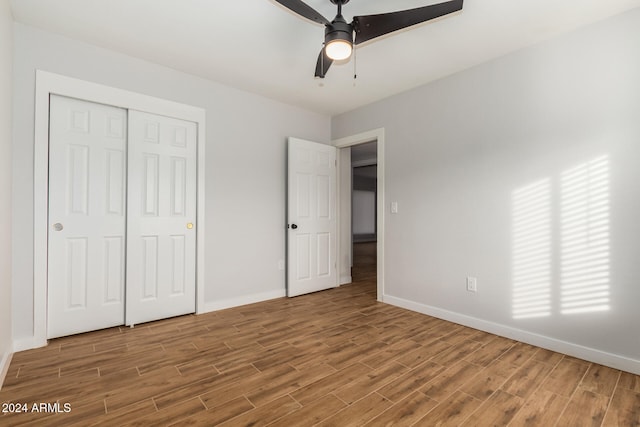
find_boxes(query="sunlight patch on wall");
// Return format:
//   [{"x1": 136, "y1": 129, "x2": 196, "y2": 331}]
[
  {"x1": 560, "y1": 156, "x2": 610, "y2": 315},
  {"x1": 512, "y1": 179, "x2": 552, "y2": 319}
]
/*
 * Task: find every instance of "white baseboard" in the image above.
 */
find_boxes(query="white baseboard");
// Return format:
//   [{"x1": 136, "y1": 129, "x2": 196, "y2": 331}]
[
  {"x1": 200, "y1": 289, "x2": 286, "y2": 313},
  {"x1": 0, "y1": 351, "x2": 12, "y2": 390},
  {"x1": 384, "y1": 294, "x2": 640, "y2": 376},
  {"x1": 339, "y1": 275, "x2": 352, "y2": 285}
]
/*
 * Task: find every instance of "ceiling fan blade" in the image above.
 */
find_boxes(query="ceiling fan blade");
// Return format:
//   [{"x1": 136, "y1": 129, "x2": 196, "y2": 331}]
[
  {"x1": 274, "y1": 0, "x2": 330, "y2": 25},
  {"x1": 314, "y1": 48, "x2": 333, "y2": 78},
  {"x1": 353, "y1": 0, "x2": 463, "y2": 45}
]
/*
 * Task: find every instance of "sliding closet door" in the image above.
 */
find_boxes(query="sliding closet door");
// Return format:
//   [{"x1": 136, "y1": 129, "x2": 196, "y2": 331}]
[
  {"x1": 125, "y1": 110, "x2": 197, "y2": 326},
  {"x1": 48, "y1": 95, "x2": 127, "y2": 338}
]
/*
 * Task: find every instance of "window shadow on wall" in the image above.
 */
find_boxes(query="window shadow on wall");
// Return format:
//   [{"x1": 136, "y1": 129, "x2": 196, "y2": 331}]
[{"x1": 512, "y1": 155, "x2": 610, "y2": 319}]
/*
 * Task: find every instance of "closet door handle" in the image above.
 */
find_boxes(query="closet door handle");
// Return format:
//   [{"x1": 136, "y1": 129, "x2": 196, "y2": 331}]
[
  {"x1": 187, "y1": 223, "x2": 194, "y2": 229},
  {"x1": 53, "y1": 223, "x2": 64, "y2": 231}
]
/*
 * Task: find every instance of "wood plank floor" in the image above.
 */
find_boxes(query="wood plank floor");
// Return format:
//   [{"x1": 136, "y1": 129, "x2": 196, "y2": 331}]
[{"x1": 2, "y1": 243, "x2": 639, "y2": 426}]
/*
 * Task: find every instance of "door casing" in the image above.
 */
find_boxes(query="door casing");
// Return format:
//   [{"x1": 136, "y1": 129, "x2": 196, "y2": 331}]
[{"x1": 30, "y1": 70, "x2": 206, "y2": 349}]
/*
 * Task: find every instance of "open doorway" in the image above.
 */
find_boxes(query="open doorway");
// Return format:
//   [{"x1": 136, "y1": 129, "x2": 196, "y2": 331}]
[
  {"x1": 335, "y1": 128, "x2": 385, "y2": 302},
  {"x1": 351, "y1": 143, "x2": 377, "y2": 286}
]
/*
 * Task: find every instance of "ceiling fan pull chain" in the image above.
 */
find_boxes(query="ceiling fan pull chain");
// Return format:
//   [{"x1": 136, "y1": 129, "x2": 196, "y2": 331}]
[{"x1": 353, "y1": 45, "x2": 357, "y2": 86}]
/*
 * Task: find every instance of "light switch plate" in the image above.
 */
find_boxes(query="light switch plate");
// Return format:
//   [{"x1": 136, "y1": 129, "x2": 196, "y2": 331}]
[{"x1": 467, "y1": 277, "x2": 477, "y2": 292}]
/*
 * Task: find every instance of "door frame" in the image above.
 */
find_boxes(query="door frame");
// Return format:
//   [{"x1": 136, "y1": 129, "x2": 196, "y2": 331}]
[
  {"x1": 32, "y1": 70, "x2": 206, "y2": 347},
  {"x1": 333, "y1": 128, "x2": 385, "y2": 301}
]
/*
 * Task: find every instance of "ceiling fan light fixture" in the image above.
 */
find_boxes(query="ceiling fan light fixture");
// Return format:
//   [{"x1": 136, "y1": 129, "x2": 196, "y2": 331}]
[
  {"x1": 324, "y1": 13, "x2": 353, "y2": 61},
  {"x1": 325, "y1": 39, "x2": 352, "y2": 60}
]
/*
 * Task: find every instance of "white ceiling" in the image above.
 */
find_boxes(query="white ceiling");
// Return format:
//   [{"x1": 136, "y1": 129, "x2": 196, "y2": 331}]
[{"x1": 10, "y1": 0, "x2": 640, "y2": 116}]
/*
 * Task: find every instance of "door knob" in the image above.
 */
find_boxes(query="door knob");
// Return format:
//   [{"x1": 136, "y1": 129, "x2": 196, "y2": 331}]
[
  {"x1": 291, "y1": 224, "x2": 298, "y2": 229},
  {"x1": 187, "y1": 223, "x2": 193, "y2": 229},
  {"x1": 53, "y1": 223, "x2": 64, "y2": 231}
]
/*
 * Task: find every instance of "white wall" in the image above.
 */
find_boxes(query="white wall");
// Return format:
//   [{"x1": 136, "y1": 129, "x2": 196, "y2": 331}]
[
  {"x1": 352, "y1": 191, "x2": 376, "y2": 235},
  {"x1": 333, "y1": 9, "x2": 640, "y2": 372},
  {"x1": 0, "y1": 0, "x2": 13, "y2": 384},
  {"x1": 12, "y1": 24, "x2": 330, "y2": 344}
]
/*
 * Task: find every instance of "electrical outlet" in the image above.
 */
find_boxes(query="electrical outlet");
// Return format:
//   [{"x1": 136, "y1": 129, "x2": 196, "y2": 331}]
[{"x1": 466, "y1": 277, "x2": 477, "y2": 292}]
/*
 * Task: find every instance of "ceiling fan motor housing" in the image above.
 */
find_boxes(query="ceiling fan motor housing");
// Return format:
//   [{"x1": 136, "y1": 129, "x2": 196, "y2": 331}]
[{"x1": 324, "y1": 14, "x2": 353, "y2": 46}]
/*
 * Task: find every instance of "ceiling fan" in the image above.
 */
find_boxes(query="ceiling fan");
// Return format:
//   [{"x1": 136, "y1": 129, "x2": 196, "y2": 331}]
[{"x1": 274, "y1": 0, "x2": 464, "y2": 78}]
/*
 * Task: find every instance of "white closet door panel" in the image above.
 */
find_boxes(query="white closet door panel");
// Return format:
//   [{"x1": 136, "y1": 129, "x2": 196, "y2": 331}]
[
  {"x1": 48, "y1": 95, "x2": 127, "y2": 338},
  {"x1": 126, "y1": 110, "x2": 197, "y2": 326},
  {"x1": 170, "y1": 235, "x2": 186, "y2": 295},
  {"x1": 104, "y1": 236, "x2": 125, "y2": 303}
]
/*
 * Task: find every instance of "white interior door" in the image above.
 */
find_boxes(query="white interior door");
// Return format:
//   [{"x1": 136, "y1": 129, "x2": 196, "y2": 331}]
[
  {"x1": 287, "y1": 138, "x2": 337, "y2": 297},
  {"x1": 48, "y1": 95, "x2": 127, "y2": 338},
  {"x1": 125, "y1": 110, "x2": 197, "y2": 325}
]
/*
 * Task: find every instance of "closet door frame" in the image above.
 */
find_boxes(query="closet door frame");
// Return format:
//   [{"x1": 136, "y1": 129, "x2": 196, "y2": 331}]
[{"x1": 33, "y1": 70, "x2": 206, "y2": 348}]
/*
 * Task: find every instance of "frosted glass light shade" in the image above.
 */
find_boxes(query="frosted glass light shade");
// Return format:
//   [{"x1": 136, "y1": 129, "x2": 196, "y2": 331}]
[{"x1": 325, "y1": 40, "x2": 352, "y2": 60}]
